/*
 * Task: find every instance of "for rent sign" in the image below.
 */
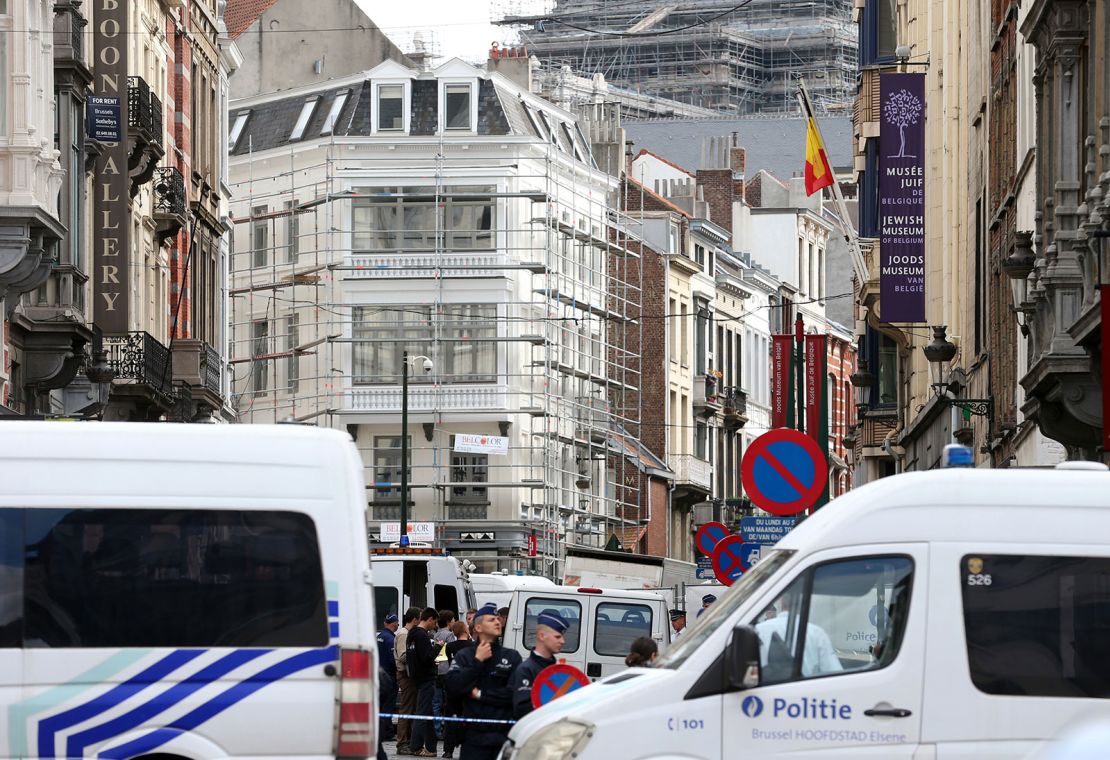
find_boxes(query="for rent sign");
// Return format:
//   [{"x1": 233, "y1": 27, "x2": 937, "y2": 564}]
[
  {"x1": 879, "y1": 73, "x2": 926, "y2": 323},
  {"x1": 92, "y1": 0, "x2": 129, "y2": 332}
]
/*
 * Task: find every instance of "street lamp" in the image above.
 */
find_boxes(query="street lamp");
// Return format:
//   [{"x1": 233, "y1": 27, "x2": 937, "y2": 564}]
[
  {"x1": 849, "y1": 358, "x2": 875, "y2": 420},
  {"x1": 400, "y1": 350, "x2": 433, "y2": 547},
  {"x1": 1002, "y1": 231, "x2": 1036, "y2": 335},
  {"x1": 922, "y1": 326, "x2": 991, "y2": 420}
]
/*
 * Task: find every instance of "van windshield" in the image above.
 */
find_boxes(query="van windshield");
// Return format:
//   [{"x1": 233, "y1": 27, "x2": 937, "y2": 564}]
[{"x1": 655, "y1": 550, "x2": 793, "y2": 670}]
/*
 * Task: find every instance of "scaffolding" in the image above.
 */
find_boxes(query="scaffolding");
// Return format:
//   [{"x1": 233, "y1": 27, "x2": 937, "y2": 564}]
[
  {"x1": 494, "y1": 0, "x2": 857, "y2": 114},
  {"x1": 227, "y1": 105, "x2": 645, "y2": 577}
]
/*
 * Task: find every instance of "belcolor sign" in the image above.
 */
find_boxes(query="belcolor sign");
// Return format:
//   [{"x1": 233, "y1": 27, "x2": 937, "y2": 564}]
[
  {"x1": 92, "y1": 0, "x2": 130, "y2": 332},
  {"x1": 879, "y1": 73, "x2": 926, "y2": 323}
]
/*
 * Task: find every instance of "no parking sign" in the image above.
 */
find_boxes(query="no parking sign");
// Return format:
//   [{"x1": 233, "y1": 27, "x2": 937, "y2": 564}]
[{"x1": 741, "y1": 429, "x2": 828, "y2": 516}]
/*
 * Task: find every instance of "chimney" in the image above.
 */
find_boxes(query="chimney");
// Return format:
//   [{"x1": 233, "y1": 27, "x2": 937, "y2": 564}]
[{"x1": 487, "y1": 45, "x2": 535, "y2": 91}]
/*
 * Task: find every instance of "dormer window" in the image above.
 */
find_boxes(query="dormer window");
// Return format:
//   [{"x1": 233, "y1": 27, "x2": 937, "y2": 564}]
[
  {"x1": 377, "y1": 85, "x2": 403, "y2": 131},
  {"x1": 229, "y1": 110, "x2": 249, "y2": 150},
  {"x1": 444, "y1": 83, "x2": 472, "y2": 130},
  {"x1": 290, "y1": 96, "x2": 319, "y2": 141},
  {"x1": 321, "y1": 90, "x2": 349, "y2": 135}
]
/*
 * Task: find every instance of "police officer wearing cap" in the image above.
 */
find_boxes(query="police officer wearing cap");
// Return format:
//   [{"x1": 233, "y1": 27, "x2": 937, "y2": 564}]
[
  {"x1": 696, "y1": 593, "x2": 717, "y2": 619},
  {"x1": 669, "y1": 608, "x2": 687, "y2": 638},
  {"x1": 445, "y1": 603, "x2": 522, "y2": 760},
  {"x1": 510, "y1": 609, "x2": 568, "y2": 719}
]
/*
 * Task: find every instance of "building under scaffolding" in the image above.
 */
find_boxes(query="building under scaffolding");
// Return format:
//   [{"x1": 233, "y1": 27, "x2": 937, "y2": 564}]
[
  {"x1": 495, "y1": 0, "x2": 857, "y2": 114},
  {"x1": 226, "y1": 57, "x2": 650, "y2": 577}
]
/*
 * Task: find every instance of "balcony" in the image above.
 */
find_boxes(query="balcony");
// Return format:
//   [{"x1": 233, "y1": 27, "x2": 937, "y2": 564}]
[
  {"x1": 668, "y1": 454, "x2": 713, "y2": 494},
  {"x1": 347, "y1": 252, "x2": 513, "y2": 280},
  {"x1": 345, "y1": 383, "x2": 510, "y2": 413},
  {"x1": 721, "y1": 387, "x2": 749, "y2": 429},
  {"x1": 693, "y1": 373, "x2": 722, "y2": 417},
  {"x1": 127, "y1": 77, "x2": 164, "y2": 197},
  {"x1": 153, "y1": 166, "x2": 187, "y2": 244},
  {"x1": 105, "y1": 331, "x2": 176, "y2": 415},
  {"x1": 53, "y1": 0, "x2": 89, "y2": 77},
  {"x1": 171, "y1": 339, "x2": 224, "y2": 413}
]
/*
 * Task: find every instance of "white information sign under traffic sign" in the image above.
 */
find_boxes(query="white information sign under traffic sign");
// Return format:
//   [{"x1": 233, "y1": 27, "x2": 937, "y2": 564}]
[
  {"x1": 454, "y1": 434, "x2": 509, "y2": 455},
  {"x1": 380, "y1": 521, "x2": 435, "y2": 543}
]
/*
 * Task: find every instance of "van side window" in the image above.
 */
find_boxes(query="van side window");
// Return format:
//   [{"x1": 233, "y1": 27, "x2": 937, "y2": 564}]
[
  {"x1": 594, "y1": 602, "x2": 652, "y2": 657},
  {"x1": 376, "y1": 586, "x2": 400, "y2": 620},
  {"x1": 434, "y1": 584, "x2": 458, "y2": 615},
  {"x1": 524, "y1": 597, "x2": 581, "y2": 653},
  {"x1": 753, "y1": 556, "x2": 913, "y2": 685},
  {"x1": 962, "y1": 554, "x2": 1110, "y2": 697},
  {"x1": 0, "y1": 509, "x2": 20, "y2": 648},
  {"x1": 22, "y1": 509, "x2": 329, "y2": 648}
]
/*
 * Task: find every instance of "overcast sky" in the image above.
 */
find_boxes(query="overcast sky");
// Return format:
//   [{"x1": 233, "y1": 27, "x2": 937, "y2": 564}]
[{"x1": 358, "y1": 1, "x2": 534, "y2": 64}]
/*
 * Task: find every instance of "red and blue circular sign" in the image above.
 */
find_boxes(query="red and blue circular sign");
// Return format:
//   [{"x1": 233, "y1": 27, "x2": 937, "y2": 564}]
[
  {"x1": 531, "y1": 663, "x2": 590, "y2": 708},
  {"x1": 695, "y1": 521, "x2": 730, "y2": 557},
  {"x1": 741, "y1": 429, "x2": 828, "y2": 517},
  {"x1": 711, "y1": 535, "x2": 747, "y2": 586}
]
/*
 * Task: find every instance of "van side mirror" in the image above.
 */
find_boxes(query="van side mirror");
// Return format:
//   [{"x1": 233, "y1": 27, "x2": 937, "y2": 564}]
[{"x1": 726, "y1": 625, "x2": 761, "y2": 690}]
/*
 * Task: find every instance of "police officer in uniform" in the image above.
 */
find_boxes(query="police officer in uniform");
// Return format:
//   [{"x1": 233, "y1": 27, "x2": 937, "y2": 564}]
[
  {"x1": 510, "y1": 609, "x2": 568, "y2": 719},
  {"x1": 444, "y1": 603, "x2": 522, "y2": 760}
]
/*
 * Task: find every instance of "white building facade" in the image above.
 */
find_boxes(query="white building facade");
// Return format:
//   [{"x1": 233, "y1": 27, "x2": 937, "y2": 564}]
[{"x1": 227, "y1": 59, "x2": 644, "y2": 575}]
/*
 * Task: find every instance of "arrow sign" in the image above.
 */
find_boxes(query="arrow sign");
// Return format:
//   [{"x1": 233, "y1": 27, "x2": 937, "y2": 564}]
[
  {"x1": 711, "y1": 535, "x2": 747, "y2": 586},
  {"x1": 741, "y1": 429, "x2": 828, "y2": 516},
  {"x1": 531, "y1": 662, "x2": 590, "y2": 708},
  {"x1": 695, "y1": 521, "x2": 730, "y2": 557}
]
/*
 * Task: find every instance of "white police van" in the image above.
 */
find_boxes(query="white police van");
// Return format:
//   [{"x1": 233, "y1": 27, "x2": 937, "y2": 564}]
[
  {"x1": 0, "y1": 422, "x2": 377, "y2": 760},
  {"x1": 504, "y1": 466, "x2": 1110, "y2": 759},
  {"x1": 502, "y1": 586, "x2": 669, "y2": 680}
]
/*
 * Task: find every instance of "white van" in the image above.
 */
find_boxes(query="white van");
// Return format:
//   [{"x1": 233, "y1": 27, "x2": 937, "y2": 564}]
[
  {"x1": 503, "y1": 586, "x2": 669, "y2": 679},
  {"x1": 370, "y1": 550, "x2": 476, "y2": 619},
  {"x1": 0, "y1": 422, "x2": 377, "y2": 760},
  {"x1": 470, "y1": 572, "x2": 556, "y2": 610},
  {"x1": 504, "y1": 467, "x2": 1110, "y2": 759}
]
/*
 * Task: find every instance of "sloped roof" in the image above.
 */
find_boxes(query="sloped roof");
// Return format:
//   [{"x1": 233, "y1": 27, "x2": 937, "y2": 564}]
[{"x1": 225, "y1": 0, "x2": 280, "y2": 39}]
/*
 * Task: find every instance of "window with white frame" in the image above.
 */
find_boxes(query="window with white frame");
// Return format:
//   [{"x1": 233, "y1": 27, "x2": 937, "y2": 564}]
[
  {"x1": 290, "y1": 97, "x2": 318, "y2": 140},
  {"x1": 229, "y1": 111, "x2": 249, "y2": 149},
  {"x1": 287, "y1": 315, "x2": 300, "y2": 392},
  {"x1": 251, "y1": 205, "x2": 269, "y2": 268},
  {"x1": 443, "y1": 83, "x2": 472, "y2": 130},
  {"x1": 376, "y1": 84, "x2": 404, "y2": 131},
  {"x1": 351, "y1": 304, "x2": 497, "y2": 384},
  {"x1": 449, "y1": 441, "x2": 489, "y2": 503},
  {"x1": 352, "y1": 186, "x2": 494, "y2": 251},
  {"x1": 283, "y1": 200, "x2": 298, "y2": 263},
  {"x1": 321, "y1": 90, "x2": 349, "y2": 135},
  {"x1": 373, "y1": 435, "x2": 410, "y2": 504},
  {"x1": 251, "y1": 320, "x2": 270, "y2": 396}
]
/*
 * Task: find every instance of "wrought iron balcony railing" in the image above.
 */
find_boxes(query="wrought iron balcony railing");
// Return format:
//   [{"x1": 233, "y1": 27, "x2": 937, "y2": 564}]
[
  {"x1": 203, "y1": 343, "x2": 222, "y2": 396},
  {"x1": 151, "y1": 92, "x2": 163, "y2": 142},
  {"x1": 104, "y1": 331, "x2": 175, "y2": 401},
  {"x1": 127, "y1": 76, "x2": 152, "y2": 133},
  {"x1": 721, "y1": 387, "x2": 749, "y2": 427},
  {"x1": 154, "y1": 167, "x2": 186, "y2": 217}
]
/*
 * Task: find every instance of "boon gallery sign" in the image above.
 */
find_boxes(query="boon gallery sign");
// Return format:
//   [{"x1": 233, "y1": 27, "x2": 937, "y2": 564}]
[
  {"x1": 880, "y1": 73, "x2": 926, "y2": 323},
  {"x1": 93, "y1": 0, "x2": 129, "y2": 332}
]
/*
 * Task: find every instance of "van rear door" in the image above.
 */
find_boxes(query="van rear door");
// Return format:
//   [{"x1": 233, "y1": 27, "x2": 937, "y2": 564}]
[
  {"x1": 724, "y1": 544, "x2": 927, "y2": 757},
  {"x1": 586, "y1": 596, "x2": 659, "y2": 679}
]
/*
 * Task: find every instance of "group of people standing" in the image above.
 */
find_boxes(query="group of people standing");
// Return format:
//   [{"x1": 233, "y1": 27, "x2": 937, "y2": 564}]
[{"x1": 376, "y1": 603, "x2": 571, "y2": 760}]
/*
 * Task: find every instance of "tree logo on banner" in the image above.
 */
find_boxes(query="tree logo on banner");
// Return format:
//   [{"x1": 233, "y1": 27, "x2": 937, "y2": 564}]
[{"x1": 884, "y1": 88, "x2": 923, "y2": 159}]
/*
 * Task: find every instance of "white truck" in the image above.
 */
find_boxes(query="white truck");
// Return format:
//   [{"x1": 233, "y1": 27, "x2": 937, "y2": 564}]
[
  {"x1": 369, "y1": 549, "x2": 476, "y2": 621},
  {"x1": 562, "y1": 546, "x2": 697, "y2": 607}
]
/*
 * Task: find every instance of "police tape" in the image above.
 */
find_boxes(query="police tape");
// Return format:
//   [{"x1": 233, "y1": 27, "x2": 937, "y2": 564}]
[{"x1": 380, "y1": 712, "x2": 517, "y2": 726}]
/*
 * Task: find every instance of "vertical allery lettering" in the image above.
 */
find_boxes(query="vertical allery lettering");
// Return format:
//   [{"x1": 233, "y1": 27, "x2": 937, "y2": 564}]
[
  {"x1": 879, "y1": 73, "x2": 926, "y2": 323},
  {"x1": 93, "y1": 0, "x2": 129, "y2": 332}
]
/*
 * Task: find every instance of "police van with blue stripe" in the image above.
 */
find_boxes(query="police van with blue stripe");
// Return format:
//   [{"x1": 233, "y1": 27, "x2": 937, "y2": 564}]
[{"x1": 0, "y1": 422, "x2": 378, "y2": 760}]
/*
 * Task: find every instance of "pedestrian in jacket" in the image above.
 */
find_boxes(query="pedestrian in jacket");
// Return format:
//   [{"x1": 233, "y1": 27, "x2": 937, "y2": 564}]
[
  {"x1": 510, "y1": 609, "x2": 568, "y2": 719},
  {"x1": 407, "y1": 607, "x2": 441, "y2": 757},
  {"x1": 394, "y1": 607, "x2": 422, "y2": 755},
  {"x1": 376, "y1": 614, "x2": 399, "y2": 741},
  {"x1": 445, "y1": 603, "x2": 522, "y2": 760}
]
